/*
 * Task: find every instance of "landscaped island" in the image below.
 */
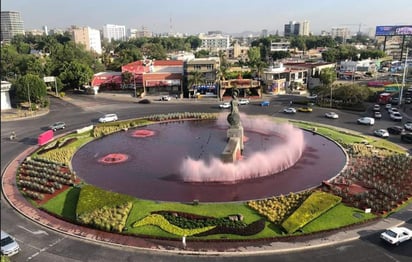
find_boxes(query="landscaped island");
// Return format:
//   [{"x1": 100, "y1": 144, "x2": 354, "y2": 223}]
[{"x1": 15, "y1": 113, "x2": 412, "y2": 242}]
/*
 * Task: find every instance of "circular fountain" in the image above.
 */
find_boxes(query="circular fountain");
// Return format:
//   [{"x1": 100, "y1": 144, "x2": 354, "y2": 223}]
[{"x1": 71, "y1": 112, "x2": 347, "y2": 202}]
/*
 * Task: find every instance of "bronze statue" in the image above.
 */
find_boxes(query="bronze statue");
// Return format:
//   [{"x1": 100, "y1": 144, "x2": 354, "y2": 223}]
[{"x1": 227, "y1": 88, "x2": 240, "y2": 127}]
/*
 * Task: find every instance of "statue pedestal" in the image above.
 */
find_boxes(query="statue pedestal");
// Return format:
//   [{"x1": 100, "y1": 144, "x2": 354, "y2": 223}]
[
  {"x1": 221, "y1": 126, "x2": 244, "y2": 163},
  {"x1": 227, "y1": 126, "x2": 244, "y2": 151}
]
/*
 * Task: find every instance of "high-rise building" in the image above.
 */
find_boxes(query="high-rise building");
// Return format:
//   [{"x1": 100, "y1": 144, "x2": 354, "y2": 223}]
[
  {"x1": 71, "y1": 26, "x2": 102, "y2": 54},
  {"x1": 1, "y1": 11, "x2": 25, "y2": 42},
  {"x1": 284, "y1": 20, "x2": 310, "y2": 37},
  {"x1": 102, "y1": 24, "x2": 126, "y2": 42}
]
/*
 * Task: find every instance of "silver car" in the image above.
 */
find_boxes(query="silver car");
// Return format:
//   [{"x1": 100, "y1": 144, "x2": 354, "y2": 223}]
[
  {"x1": 1, "y1": 230, "x2": 20, "y2": 256},
  {"x1": 49, "y1": 121, "x2": 66, "y2": 131}
]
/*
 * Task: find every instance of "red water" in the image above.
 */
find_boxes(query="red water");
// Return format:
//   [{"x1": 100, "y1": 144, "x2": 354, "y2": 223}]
[{"x1": 72, "y1": 116, "x2": 346, "y2": 202}]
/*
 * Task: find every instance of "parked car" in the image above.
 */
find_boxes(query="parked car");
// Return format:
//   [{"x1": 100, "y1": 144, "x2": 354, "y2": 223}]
[
  {"x1": 387, "y1": 126, "x2": 404, "y2": 135},
  {"x1": 238, "y1": 98, "x2": 250, "y2": 105},
  {"x1": 260, "y1": 101, "x2": 270, "y2": 106},
  {"x1": 325, "y1": 112, "x2": 339, "y2": 119},
  {"x1": 401, "y1": 132, "x2": 412, "y2": 143},
  {"x1": 357, "y1": 117, "x2": 375, "y2": 125},
  {"x1": 373, "y1": 129, "x2": 389, "y2": 138},
  {"x1": 372, "y1": 104, "x2": 381, "y2": 111},
  {"x1": 374, "y1": 111, "x2": 382, "y2": 119},
  {"x1": 390, "y1": 112, "x2": 403, "y2": 121},
  {"x1": 219, "y1": 102, "x2": 231, "y2": 109},
  {"x1": 98, "y1": 113, "x2": 118, "y2": 123},
  {"x1": 161, "y1": 95, "x2": 171, "y2": 101},
  {"x1": 283, "y1": 107, "x2": 297, "y2": 114},
  {"x1": 388, "y1": 108, "x2": 399, "y2": 114},
  {"x1": 48, "y1": 121, "x2": 66, "y2": 131},
  {"x1": 1, "y1": 230, "x2": 20, "y2": 257},
  {"x1": 380, "y1": 227, "x2": 412, "y2": 245},
  {"x1": 298, "y1": 106, "x2": 313, "y2": 112},
  {"x1": 404, "y1": 121, "x2": 412, "y2": 131}
]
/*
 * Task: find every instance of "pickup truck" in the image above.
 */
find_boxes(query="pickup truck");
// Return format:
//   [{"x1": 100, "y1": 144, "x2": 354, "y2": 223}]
[{"x1": 380, "y1": 227, "x2": 412, "y2": 245}]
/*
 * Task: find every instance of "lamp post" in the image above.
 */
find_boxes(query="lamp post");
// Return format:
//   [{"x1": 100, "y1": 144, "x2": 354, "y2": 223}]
[
  {"x1": 330, "y1": 85, "x2": 333, "y2": 108},
  {"x1": 27, "y1": 83, "x2": 32, "y2": 111},
  {"x1": 133, "y1": 72, "x2": 137, "y2": 98},
  {"x1": 399, "y1": 47, "x2": 409, "y2": 107}
]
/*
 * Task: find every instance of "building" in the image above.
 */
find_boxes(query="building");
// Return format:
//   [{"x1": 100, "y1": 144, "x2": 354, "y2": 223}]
[
  {"x1": 1, "y1": 11, "x2": 25, "y2": 42},
  {"x1": 198, "y1": 33, "x2": 230, "y2": 51},
  {"x1": 71, "y1": 26, "x2": 102, "y2": 54},
  {"x1": 262, "y1": 62, "x2": 309, "y2": 95},
  {"x1": 270, "y1": 41, "x2": 290, "y2": 52},
  {"x1": 227, "y1": 42, "x2": 249, "y2": 61},
  {"x1": 331, "y1": 27, "x2": 351, "y2": 41},
  {"x1": 1, "y1": 81, "x2": 12, "y2": 110},
  {"x1": 185, "y1": 58, "x2": 220, "y2": 98},
  {"x1": 103, "y1": 24, "x2": 126, "y2": 42},
  {"x1": 128, "y1": 27, "x2": 153, "y2": 39},
  {"x1": 284, "y1": 21, "x2": 310, "y2": 37}
]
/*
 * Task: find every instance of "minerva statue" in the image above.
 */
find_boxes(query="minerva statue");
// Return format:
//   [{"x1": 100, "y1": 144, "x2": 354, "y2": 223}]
[{"x1": 227, "y1": 88, "x2": 241, "y2": 127}]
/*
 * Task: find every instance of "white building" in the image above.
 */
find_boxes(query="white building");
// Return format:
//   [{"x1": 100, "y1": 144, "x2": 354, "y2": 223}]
[
  {"x1": 1, "y1": 11, "x2": 25, "y2": 42},
  {"x1": 198, "y1": 33, "x2": 230, "y2": 51},
  {"x1": 1, "y1": 81, "x2": 12, "y2": 110},
  {"x1": 103, "y1": 24, "x2": 126, "y2": 42},
  {"x1": 71, "y1": 26, "x2": 102, "y2": 54}
]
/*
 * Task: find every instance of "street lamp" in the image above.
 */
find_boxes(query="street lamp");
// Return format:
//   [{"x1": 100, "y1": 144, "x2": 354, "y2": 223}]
[
  {"x1": 330, "y1": 86, "x2": 333, "y2": 108},
  {"x1": 399, "y1": 47, "x2": 409, "y2": 107},
  {"x1": 27, "y1": 83, "x2": 32, "y2": 111}
]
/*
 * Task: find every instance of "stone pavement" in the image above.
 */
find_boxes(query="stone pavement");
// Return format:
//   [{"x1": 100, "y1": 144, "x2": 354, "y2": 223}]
[{"x1": 2, "y1": 143, "x2": 411, "y2": 255}]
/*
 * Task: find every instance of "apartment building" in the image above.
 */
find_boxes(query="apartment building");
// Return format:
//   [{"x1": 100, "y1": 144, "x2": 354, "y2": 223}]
[
  {"x1": 284, "y1": 20, "x2": 310, "y2": 37},
  {"x1": 103, "y1": 24, "x2": 126, "y2": 42},
  {"x1": 71, "y1": 26, "x2": 102, "y2": 54},
  {"x1": 198, "y1": 33, "x2": 230, "y2": 51},
  {"x1": 1, "y1": 11, "x2": 25, "y2": 42}
]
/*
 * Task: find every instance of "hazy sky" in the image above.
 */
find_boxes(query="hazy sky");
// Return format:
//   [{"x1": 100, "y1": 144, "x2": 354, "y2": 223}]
[{"x1": 2, "y1": 0, "x2": 411, "y2": 35}]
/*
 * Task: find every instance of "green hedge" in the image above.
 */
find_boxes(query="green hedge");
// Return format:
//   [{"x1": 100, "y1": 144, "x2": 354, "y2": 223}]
[{"x1": 281, "y1": 191, "x2": 342, "y2": 233}]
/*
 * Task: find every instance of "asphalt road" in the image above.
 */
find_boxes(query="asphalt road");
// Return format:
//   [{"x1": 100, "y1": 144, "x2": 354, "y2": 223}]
[{"x1": 1, "y1": 94, "x2": 411, "y2": 262}]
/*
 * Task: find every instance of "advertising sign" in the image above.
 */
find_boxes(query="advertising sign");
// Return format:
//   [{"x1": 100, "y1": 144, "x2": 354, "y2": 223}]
[{"x1": 375, "y1": 25, "x2": 412, "y2": 36}]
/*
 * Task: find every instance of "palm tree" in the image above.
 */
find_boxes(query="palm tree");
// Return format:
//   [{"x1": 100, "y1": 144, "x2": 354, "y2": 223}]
[{"x1": 188, "y1": 70, "x2": 205, "y2": 97}]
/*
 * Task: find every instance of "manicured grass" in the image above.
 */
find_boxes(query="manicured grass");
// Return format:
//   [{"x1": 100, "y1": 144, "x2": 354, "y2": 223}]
[
  {"x1": 124, "y1": 199, "x2": 278, "y2": 239},
  {"x1": 301, "y1": 203, "x2": 376, "y2": 232},
  {"x1": 41, "y1": 187, "x2": 81, "y2": 222}
]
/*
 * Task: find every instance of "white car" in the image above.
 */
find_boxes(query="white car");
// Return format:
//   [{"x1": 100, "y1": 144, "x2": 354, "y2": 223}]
[
  {"x1": 372, "y1": 104, "x2": 381, "y2": 111},
  {"x1": 219, "y1": 102, "x2": 231, "y2": 109},
  {"x1": 1, "y1": 230, "x2": 20, "y2": 257},
  {"x1": 357, "y1": 117, "x2": 375, "y2": 125},
  {"x1": 238, "y1": 98, "x2": 250, "y2": 105},
  {"x1": 325, "y1": 112, "x2": 339, "y2": 119},
  {"x1": 161, "y1": 95, "x2": 171, "y2": 101},
  {"x1": 373, "y1": 129, "x2": 389, "y2": 138},
  {"x1": 385, "y1": 103, "x2": 392, "y2": 110},
  {"x1": 380, "y1": 227, "x2": 412, "y2": 245},
  {"x1": 390, "y1": 112, "x2": 403, "y2": 121},
  {"x1": 283, "y1": 107, "x2": 297, "y2": 114},
  {"x1": 404, "y1": 121, "x2": 412, "y2": 131},
  {"x1": 98, "y1": 113, "x2": 118, "y2": 123},
  {"x1": 388, "y1": 108, "x2": 399, "y2": 114}
]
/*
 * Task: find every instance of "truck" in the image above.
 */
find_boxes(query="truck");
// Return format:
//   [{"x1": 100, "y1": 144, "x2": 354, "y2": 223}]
[{"x1": 377, "y1": 92, "x2": 392, "y2": 104}]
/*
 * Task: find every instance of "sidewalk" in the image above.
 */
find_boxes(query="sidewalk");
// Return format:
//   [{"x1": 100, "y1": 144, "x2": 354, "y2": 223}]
[{"x1": 1, "y1": 146, "x2": 411, "y2": 255}]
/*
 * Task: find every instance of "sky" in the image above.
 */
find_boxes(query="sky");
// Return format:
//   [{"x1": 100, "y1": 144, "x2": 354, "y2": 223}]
[{"x1": 2, "y1": 0, "x2": 412, "y2": 35}]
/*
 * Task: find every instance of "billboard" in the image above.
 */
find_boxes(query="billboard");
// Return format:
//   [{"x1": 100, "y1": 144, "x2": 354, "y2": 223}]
[{"x1": 375, "y1": 25, "x2": 412, "y2": 36}]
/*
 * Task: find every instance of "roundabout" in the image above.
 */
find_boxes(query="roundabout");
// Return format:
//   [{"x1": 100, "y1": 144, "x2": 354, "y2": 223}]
[{"x1": 1, "y1": 96, "x2": 412, "y2": 261}]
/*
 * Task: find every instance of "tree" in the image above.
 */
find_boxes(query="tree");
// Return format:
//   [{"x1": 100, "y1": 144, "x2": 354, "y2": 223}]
[
  {"x1": 59, "y1": 61, "x2": 94, "y2": 89},
  {"x1": 319, "y1": 67, "x2": 337, "y2": 107},
  {"x1": 14, "y1": 74, "x2": 48, "y2": 107},
  {"x1": 188, "y1": 70, "x2": 205, "y2": 89}
]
